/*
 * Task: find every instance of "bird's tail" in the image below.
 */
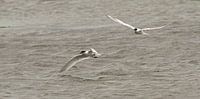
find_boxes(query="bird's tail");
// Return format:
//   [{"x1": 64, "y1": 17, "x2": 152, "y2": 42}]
[{"x1": 142, "y1": 31, "x2": 150, "y2": 35}]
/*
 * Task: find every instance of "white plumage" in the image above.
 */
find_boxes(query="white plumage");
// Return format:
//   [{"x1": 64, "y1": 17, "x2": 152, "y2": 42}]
[
  {"x1": 59, "y1": 48, "x2": 101, "y2": 72},
  {"x1": 107, "y1": 15, "x2": 166, "y2": 35}
]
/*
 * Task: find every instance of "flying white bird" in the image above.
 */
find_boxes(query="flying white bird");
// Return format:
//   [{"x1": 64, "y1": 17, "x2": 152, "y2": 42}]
[
  {"x1": 107, "y1": 15, "x2": 166, "y2": 35},
  {"x1": 59, "y1": 48, "x2": 101, "y2": 73}
]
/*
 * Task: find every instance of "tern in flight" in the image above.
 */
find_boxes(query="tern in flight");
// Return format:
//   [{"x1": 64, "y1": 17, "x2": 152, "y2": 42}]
[
  {"x1": 107, "y1": 15, "x2": 166, "y2": 35},
  {"x1": 59, "y1": 48, "x2": 101, "y2": 73}
]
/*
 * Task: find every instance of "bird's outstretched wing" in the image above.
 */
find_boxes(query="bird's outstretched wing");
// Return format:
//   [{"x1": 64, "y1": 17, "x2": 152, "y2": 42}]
[
  {"x1": 59, "y1": 54, "x2": 89, "y2": 73},
  {"x1": 142, "y1": 25, "x2": 165, "y2": 31},
  {"x1": 107, "y1": 15, "x2": 136, "y2": 30}
]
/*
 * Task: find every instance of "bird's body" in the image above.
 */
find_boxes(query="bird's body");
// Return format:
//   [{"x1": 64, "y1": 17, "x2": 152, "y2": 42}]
[
  {"x1": 59, "y1": 48, "x2": 101, "y2": 73},
  {"x1": 107, "y1": 15, "x2": 165, "y2": 35}
]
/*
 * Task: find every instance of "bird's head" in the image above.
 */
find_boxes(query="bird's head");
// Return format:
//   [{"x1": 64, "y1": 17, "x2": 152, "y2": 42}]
[
  {"x1": 80, "y1": 50, "x2": 86, "y2": 54},
  {"x1": 80, "y1": 48, "x2": 101, "y2": 58},
  {"x1": 134, "y1": 28, "x2": 143, "y2": 34}
]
